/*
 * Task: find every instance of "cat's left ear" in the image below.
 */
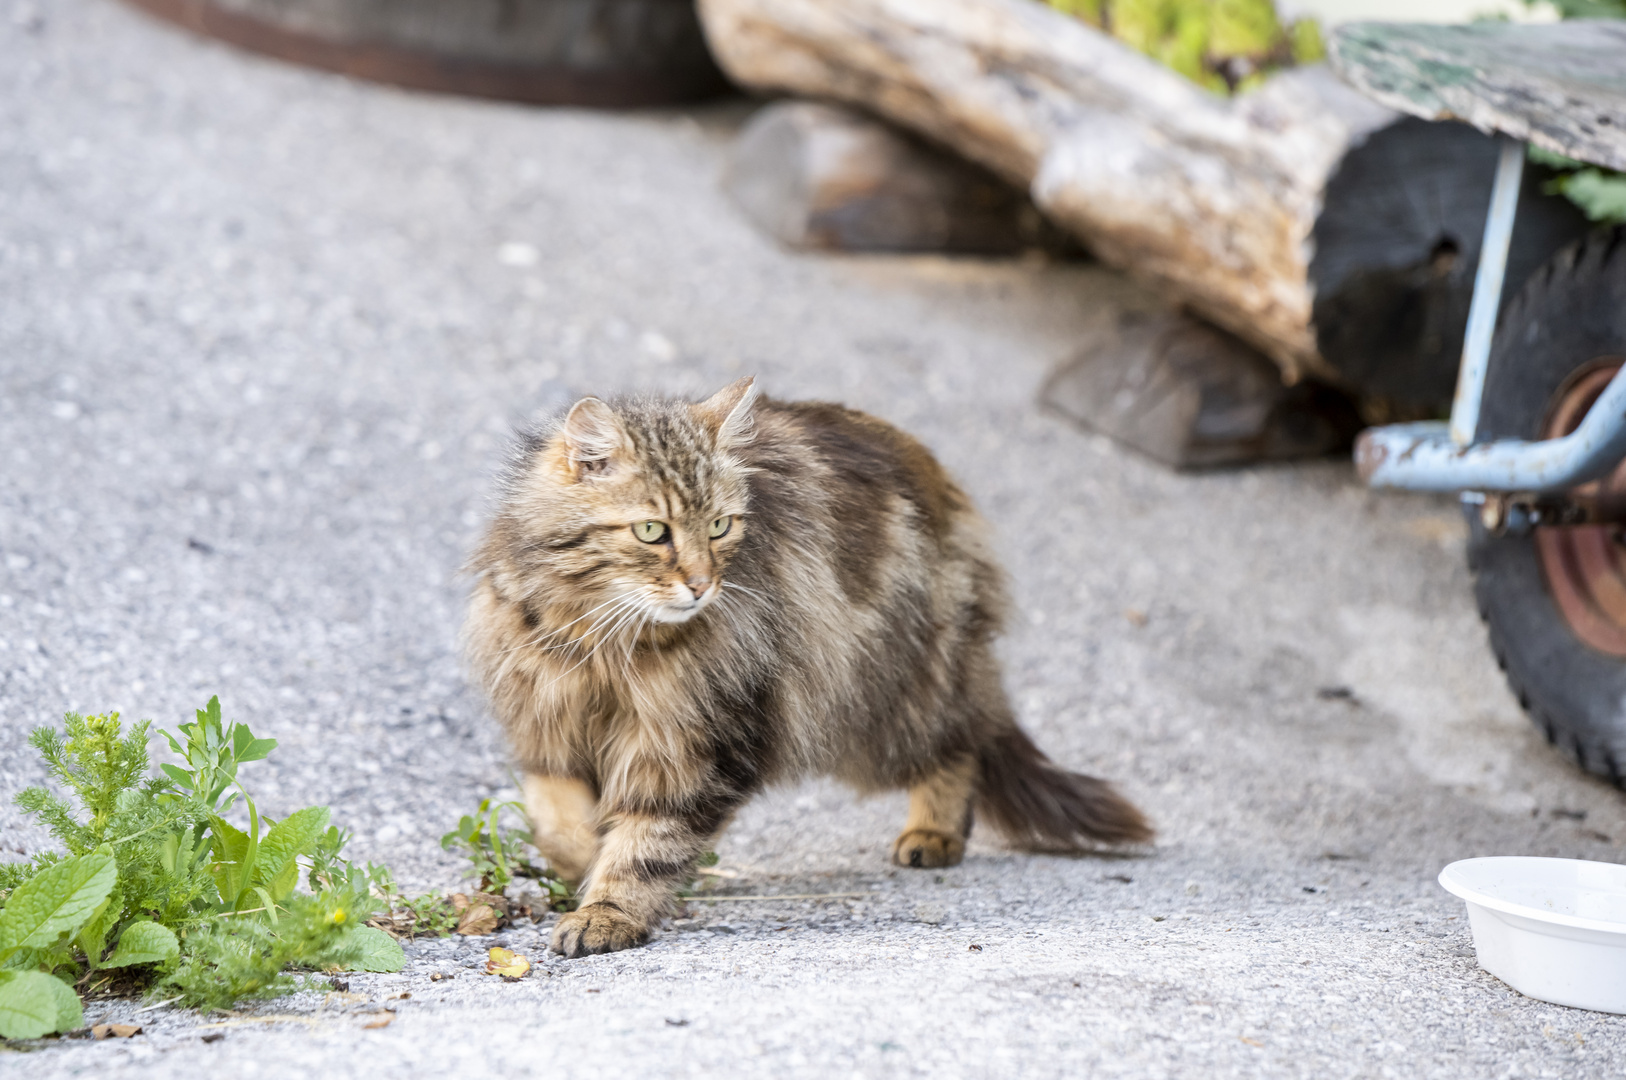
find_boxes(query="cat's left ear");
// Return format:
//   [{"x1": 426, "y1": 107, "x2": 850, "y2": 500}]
[{"x1": 697, "y1": 376, "x2": 759, "y2": 449}]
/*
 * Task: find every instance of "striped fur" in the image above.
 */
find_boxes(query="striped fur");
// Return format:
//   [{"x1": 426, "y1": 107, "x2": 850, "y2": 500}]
[{"x1": 464, "y1": 377, "x2": 1151, "y2": 956}]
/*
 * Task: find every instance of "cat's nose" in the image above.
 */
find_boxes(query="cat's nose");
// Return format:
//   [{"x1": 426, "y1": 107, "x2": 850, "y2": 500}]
[{"x1": 683, "y1": 577, "x2": 712, "y2": 601}]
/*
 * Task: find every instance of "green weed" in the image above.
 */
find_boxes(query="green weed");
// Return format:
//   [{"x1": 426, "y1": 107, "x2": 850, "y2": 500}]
[
  {"x1": 0, "y1": 699, "x2": 407, "y2": 1038},
  {"x1": 441, "y1": 797, "x2": 574, "y2": 911}
]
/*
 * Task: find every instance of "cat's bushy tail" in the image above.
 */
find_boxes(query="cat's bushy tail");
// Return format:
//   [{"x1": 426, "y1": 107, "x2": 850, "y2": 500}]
[{"x1": 976, "y1": 728, "x2": 1153, "y2": 849}]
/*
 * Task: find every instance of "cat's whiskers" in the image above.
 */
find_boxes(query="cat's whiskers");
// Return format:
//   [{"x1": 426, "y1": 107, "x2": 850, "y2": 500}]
[
  {"x1": 554, "y1": 595, "x2": 645, "y2": 657},
  {"x1": 591, "y1": 600, "x2": 650, "y2": 659},
  {"x1": 536, "y1": 594, "x2": 656, "y2": 694},
  {"x1": 531, "y1": 593, "x2": 641, "y2": 651},
  {"x1": 721, "y1": 580, "x2": 769, "y2": 602},
  {"x1": 488, "y1": 591, "x2": 634, "y2": 661}
]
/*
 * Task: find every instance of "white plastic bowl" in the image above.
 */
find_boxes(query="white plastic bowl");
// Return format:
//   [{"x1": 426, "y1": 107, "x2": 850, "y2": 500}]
[{"x1": 1439, "y1": 856, "x2": 1626, "y2": 1013}]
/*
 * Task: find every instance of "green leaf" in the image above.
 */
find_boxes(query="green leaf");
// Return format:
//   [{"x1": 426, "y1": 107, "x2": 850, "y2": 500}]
[
  {"x1": 0, "y1": 852, "x2": 116, "y2": 964},
  {"x1": 251, "y1": 887, "x2": 279, "y2": 925},
  {"x1": 209, "y1": 815, "x2": 254, "y2": 910},
  {"x1": 1558, "y1": 169, "x2": 1626, "y2": 225},
  {"x1": 336, "y1": 926, "x2": 404, "y2": 973},
  {"x1": 265, "y1": 856, "x2": 300, "y2": 904},
  {"x1": 103, "y1": 922, "x2": 180, "y2": 969},
  {"x1": 253, "y1": 806, "x2": 330, "y2": 894},
  {"x1": 236, "y1": 738, "x2": 278, "y2": 764},
  {"x1": 0, "y1": 970, "x2": 83, "y2": 1038},
  {"x1": 75, "y1": 891, "x2": 118, "y2": 971},
  {"x1": 160, "y1": 763, "x2": 193, "y2": 789},
  {"x1": 159, "y1": 831, "x2": 180, "y2": 874}
]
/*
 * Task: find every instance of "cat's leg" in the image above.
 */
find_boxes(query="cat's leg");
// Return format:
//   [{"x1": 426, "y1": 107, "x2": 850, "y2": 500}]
[
  {"x1": 522, "y1": 773, "x2": 599, "y2": 883},
  {"x1": 550, "y1": 805, "x2": 724, "y2": 956},
  {"x1": 892, "y1": 752, "x2": 977, "y2": 869},
  {"x1": 551, "y1": 761, "x2": 749, "y2": 957}
]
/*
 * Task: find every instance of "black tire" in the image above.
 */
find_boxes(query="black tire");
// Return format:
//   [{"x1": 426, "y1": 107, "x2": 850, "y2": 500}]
[
  {"x1": 118, "y1": 0, "x2": 732, "y2": 108},
  {"x1": 1469, "y1": 226, "x2": 1626, "y2": 784}
]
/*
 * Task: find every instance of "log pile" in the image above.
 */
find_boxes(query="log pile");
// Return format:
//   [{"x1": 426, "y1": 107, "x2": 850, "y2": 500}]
[{"x1": 697, "y1": 0, "x2": 1589, "y2": 413}]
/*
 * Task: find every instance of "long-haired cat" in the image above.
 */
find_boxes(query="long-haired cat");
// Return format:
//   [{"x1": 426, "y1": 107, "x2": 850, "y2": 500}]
[{"x1": 464, "y1": 377, "x2": 1151, "y2": 956}]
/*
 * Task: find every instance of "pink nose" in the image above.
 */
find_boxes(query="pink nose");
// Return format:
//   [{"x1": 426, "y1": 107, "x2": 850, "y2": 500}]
[{"x1": 684, "y1": 579, "x2": 711, "y2": 601}]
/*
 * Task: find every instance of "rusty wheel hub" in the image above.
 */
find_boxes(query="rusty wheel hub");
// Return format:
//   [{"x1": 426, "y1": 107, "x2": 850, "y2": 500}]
[{"x1": 1536, "y1": 358, "x2": 1626, "y2": 657}]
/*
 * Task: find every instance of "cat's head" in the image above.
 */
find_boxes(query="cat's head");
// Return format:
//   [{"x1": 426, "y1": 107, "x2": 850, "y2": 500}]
[{"x1": 501, "y1": 377, "x2": 759, "y2": 627}]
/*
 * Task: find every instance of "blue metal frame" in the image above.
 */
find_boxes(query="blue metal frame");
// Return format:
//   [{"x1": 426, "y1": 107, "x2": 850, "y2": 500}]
[{"x1": 1356, "y1": 139, "x2": 1626, "y2": 494}]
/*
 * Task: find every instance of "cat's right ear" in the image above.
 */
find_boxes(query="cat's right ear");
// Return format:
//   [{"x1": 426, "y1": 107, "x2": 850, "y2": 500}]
[{"x1": 560, "y1": 396, "x2": 625, "y2": 478}]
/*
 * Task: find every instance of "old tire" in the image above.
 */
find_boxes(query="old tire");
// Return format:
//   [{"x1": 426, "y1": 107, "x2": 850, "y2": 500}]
[
  {"x1": 1469, "y1": 226, "x2": 1626, "y2": 784},
  {"x1": 119, "y1": 0, "x2": 732, "y2": 107}
]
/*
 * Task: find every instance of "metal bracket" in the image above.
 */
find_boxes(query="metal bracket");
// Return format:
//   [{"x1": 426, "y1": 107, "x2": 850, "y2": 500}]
[
  {"x1": 1356, "y1": 138, "x2": 1626, "y2": 494},
  {"x1": 1450, "y1": 137, "x2": 1526, "y2": 448}
]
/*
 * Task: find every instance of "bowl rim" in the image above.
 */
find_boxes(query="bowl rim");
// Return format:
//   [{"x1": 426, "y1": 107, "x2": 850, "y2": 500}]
[{"x1": 1439, "y1": 856, "x2": 1626, "y2": 936}]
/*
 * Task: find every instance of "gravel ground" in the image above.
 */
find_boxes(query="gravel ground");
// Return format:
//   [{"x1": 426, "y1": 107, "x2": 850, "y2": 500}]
[{"x1": 5, "y1": 1, "x2": 1626, "y2": 1076}]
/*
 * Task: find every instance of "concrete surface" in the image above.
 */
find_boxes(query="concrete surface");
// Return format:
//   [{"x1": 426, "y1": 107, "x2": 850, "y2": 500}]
[{"x1": 4, "y1": 1, "x2": 1626, "y2": 1076}]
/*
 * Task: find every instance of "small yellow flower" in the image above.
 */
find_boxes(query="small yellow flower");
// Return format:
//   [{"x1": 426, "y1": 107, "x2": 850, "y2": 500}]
[{"x1": 332, "y1": 908, "x2": 347, "y2": 925}]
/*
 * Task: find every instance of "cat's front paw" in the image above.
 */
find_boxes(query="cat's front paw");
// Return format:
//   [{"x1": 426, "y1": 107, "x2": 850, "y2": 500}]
[
  {"x1": 892, "y1": 828, "x2": 965, "y2": 869},
  {"x1": 551, "y1": 902, "x2": 650, "y2": 957}
]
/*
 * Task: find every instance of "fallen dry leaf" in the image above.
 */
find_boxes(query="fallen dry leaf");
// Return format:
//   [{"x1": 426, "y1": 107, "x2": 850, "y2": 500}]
[
  {"x1": 456, "y1": 902, "x2": 500, "y2": 936},
  {"x1": 92, "y1": 1023, "x2": 142, "y2": 1039},
  {"x1": 359, "y1": 1012, "x2": 394, "y2": 1030},
  {"x1": 485, "y1": 946, "x2": 531, "y2": 979}
]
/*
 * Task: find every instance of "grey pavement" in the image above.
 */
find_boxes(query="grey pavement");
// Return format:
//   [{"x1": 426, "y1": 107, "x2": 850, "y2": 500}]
[{"x1": 4, "y1": 1, "x2": 1625, "y2": 1076}]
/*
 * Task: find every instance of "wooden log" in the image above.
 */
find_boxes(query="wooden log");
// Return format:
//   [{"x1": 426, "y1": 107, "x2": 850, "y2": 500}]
[
  {"x1": 723, "y1": 101, "x2": 1062, "y2": 253},
  {"x1": 1041, "y1": 309, "x2": 1360, "y2": 469},
  {"x1": 696, "y1": 0, "x2": 1590, "y2": 412}
]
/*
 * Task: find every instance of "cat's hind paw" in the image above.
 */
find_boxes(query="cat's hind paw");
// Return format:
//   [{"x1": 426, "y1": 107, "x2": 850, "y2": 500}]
[
  {"x1": 551, "y1": 901, "x2": 650, "y2": 957},
  {"x1": 891, "y1": 829, "x2": 965, "y2": 869}
]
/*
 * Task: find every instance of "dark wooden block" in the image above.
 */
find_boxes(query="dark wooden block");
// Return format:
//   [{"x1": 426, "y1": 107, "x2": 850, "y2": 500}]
[
  {"x1": 1042, "y1": 311, "x2": 1361, "y2": 470},
  {"x1": 722, "y1": 101, "x2": 1055, "y2": 254}
]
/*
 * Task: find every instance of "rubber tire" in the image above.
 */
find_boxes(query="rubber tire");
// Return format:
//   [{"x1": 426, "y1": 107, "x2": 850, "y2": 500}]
[{"x1": 1469, "y1": 226, "x2": 1626, "y2": 785}]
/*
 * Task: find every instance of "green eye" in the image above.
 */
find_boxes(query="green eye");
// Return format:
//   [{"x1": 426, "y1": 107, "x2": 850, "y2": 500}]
[
  {"x1": 632, "y1": 520, "x2": 669, "y2": 543},
  {"x1": 708, "y1": 515, "x2": 732, "y2": 539}
]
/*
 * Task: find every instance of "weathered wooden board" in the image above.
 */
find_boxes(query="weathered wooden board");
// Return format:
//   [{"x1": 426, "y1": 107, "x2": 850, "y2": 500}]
[{"x1": 1330, "y1": 21, "x2": 1626, "y2": 173}]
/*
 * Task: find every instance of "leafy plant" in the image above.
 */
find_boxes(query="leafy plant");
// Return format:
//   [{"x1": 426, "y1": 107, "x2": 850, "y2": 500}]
[
  {"x1": 1045, "y1": 0, "x2": 1323, "y2": 95},
  {"x1": 441, "y1": 797, "x2": 574, "y2": 911},
  {"x1": 1529, "y1": 146, "x2": 1626, "y2": 227},
  {"x1": 364, "y1": 864, "x2": 458, "y2": 940},
  {"x1": 1528, "y1": 0, "x2": 1626, "y2": 19},
  {"x1": 1520, "y1": 0, "x2": 1626, "y2": 227},
  {"x1": 0, "y1": 699, "x2": 407, "y2": 1039}
]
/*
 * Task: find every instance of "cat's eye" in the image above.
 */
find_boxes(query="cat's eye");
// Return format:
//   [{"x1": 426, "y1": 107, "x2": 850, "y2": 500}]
[
  {"x1": 708, "y1": 516, "x2": 732, "y2": 539},
  {"x1": 632, "y1": 520, "x2": 669, "y2": 544}
]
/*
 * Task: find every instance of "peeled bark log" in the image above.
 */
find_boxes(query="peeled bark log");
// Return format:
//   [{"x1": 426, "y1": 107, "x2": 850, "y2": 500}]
[{"x1": 696, "y1": 0, "x2": 1589, "y2": 410}]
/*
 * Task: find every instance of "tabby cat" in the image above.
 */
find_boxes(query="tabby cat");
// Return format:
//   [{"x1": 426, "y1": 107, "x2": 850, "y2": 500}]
[{"x1": 464, "y1": 377, "x2": 1151, "y2": 957}]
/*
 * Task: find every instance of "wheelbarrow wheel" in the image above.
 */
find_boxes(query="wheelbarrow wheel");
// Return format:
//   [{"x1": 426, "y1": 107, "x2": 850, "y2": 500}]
[{"x1": 1469, "y1": 226, "x2": 1626, "y2": 783}]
